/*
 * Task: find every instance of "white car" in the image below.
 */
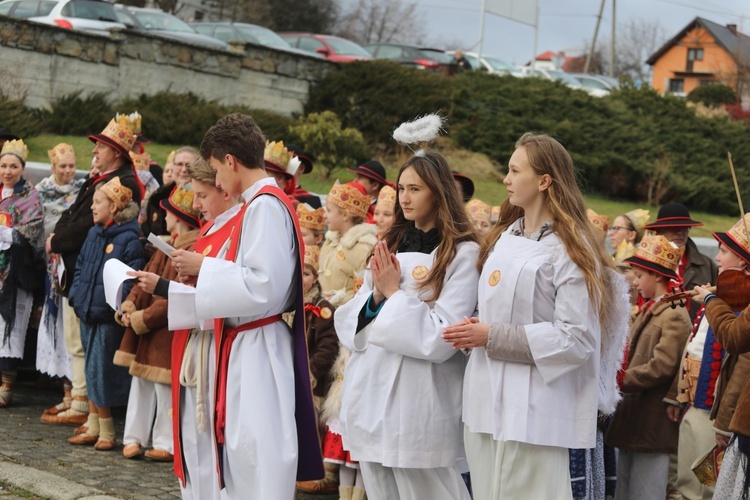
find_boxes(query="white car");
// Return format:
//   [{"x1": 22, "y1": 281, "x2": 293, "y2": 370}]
[
  {"x1": 0, "y1": 0, "x2": 125, "y2": 35},
  {"x1": 519, "y1": 67, "x2": 609, "y2": 97},
  {"x1": 445, "y1": 50, "x2": 523, "y2": 76}
]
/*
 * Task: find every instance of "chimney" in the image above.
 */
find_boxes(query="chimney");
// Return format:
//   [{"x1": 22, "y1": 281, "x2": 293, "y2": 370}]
[{"x1": 728, "y1": 24, "x2": 737, "y2": 34}]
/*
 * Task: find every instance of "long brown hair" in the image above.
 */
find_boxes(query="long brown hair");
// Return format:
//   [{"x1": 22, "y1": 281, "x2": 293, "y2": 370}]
[
  {"x1": 382, "y1": 151, "x2": 480, "y2": 301},
  {"x1": 478, "y1": 133, "x2": 616, "y2": 325}
]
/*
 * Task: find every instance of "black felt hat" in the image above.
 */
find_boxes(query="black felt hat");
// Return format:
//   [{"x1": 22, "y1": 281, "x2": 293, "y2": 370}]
[
  {"x1": 287, "y1": 143, "x2": 314, "y2": 174},
  {"x1": 644, "y1": 203, "x2": 703, "y2": 229},
  {"x1": 348, "y1": 160, "x2": 387, "y2": 186},
  {"x1": 452, "y1": 171, "x2": 475, "y2": 203}
]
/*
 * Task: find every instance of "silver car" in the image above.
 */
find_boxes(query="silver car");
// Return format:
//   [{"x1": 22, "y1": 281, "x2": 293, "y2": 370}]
[
  {"x1": 114, "y1": 5, "x2": 229, "y2": 50},
  {"x1": 0, "y1": 0, "x2": 125, "y2": 35}
]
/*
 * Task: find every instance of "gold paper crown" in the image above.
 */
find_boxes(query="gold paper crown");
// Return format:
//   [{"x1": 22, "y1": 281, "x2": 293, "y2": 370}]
[
  {"x1": 466, "y1": 199, "x2": 491, "y2": 222},
  {"x1": 264, "y1": 140, "x2": 292, "y2": 170},
  {"x1": 376, "y1": 185, "x2": 396, "y2": 208},
  {"x1": 116, "y1": 112, "x2": 142, "y2": 135},
  {"x1": 633, "y1": 234, "x2": 684, "y2": 272},
  {"x1": 167, "y1": 184, "x2": 200, "y2": 220},
  {"x1": 328, "y1": 182, "x2": 369, "y2": 220},
  {"x1": 587, "y1": 208, "x2": 611, "y2": 237},
  {"x1": 614, "y1": 239, "x2": 636, "y2": 267},
  {"x1": 304, "y1": 245, "x2": 320, "y2": 270},
  {"x1": 625, "y1": 208, "x2": 650, "y2": 240},
  {"x1": 47, "y1": 143, "x2": 75, "y2": 166},
  {"x1": 166, "y1": 150, "x2": 176, "y2": 165},
  {"x1": 1, "y1": 139, "x2": 29, "y2": 163},
  {"x1": 130, "y1": 150, "x2": 151, "y2": 171},
  {"x1": 100, "y1": 177, "x2": 133, "y2": 211},
  {"x1": 99, "y1": 118, "x2": 137, "y2": 153},
  {"x1": 491, "y1": 205, "x2": 500, "y2": 222},
  {"x1": 297, "y1": 203, "x2": 326, "y2": 231},
  {"x1": 723, "y1": 214, "x2": 750, "y2": 256}
]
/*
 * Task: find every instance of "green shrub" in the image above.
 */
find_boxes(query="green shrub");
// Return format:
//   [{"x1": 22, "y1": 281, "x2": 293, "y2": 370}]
[
  {"x1": 38, "y1": 91, "x2": 114, "y2": 136},
  {"x1": 687, "y1": 84, "x2": 737, "y2": 107}
]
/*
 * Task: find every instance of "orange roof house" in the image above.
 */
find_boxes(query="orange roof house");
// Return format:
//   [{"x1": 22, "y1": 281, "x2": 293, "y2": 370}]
[{"x1": 647, "y1": 17, "x2": 750, "y2": 100}]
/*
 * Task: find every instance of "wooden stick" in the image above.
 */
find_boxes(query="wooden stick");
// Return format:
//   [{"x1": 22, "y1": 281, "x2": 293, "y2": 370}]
[{"x1": 728, "y1": 152, "x2": 750, "y2": 240}]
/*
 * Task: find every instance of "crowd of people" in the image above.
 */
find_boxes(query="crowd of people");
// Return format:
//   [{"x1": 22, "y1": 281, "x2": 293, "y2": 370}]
[{"x1": 0, "y1": 111, "x2": 749, "y2": 500}]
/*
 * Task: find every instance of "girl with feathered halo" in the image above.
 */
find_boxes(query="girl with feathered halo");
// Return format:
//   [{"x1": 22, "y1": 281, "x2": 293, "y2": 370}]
[
  {"x1": 443, "y1": 133, "x2": 628, "y2": 499},
  {"x1": 333, "y1": 147, "x2": 480, "y2": 499}
]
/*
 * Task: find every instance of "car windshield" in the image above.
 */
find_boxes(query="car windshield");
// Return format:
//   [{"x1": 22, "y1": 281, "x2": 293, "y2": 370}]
[
  {"x1": 132, "y1": 10, "x2": 194, "y2": 32},
  {"x1": 324, "y1": 37, "x2": 370, "y2": 57},
  {"x1": 236, "y1": 25, "x2": 290, "y2": 48},
  {"x1": 421, "y1": 50, "x2": 453, "y2": 64},
  {"x1": 62, "y1": 0, "x2": 118, "y2": 21},
  {"x1": 547, "y1": 70, "x2": 582, "y2": 87},
  {"x1": 484, "y1": 56, "x2": 514, "y2": 72}
]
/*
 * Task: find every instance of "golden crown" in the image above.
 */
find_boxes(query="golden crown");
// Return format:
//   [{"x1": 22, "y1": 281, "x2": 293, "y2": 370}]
[
  {"x1": 100, "y1": 177, "x2": 133, "y2": 211},
  {"x1": 625, "y1": 208, "x2": 650, "y2": 239},
  {"x1": 725, "y1": 214, "x2": 750, "y2": 254},
  {"x1": 491, "y1": 205, "x2": 500, "y2": 222},
  {"x1": 634, "y1": 234, "x2": 684, "y2": 272},
  {"x1": 116, "y1": 112, "x2": 142, "y2": 135},
  {"x1": 466, "y1": 199, "x2": 491, "y2": 221},
  {"x1": 587, "y1": 208, "x2": 611, "y2": 236},
  {"x1": 376, "y1": 185, "x2": 396, "y2": 208},
  {"x1": 328, "y1": 182, "x2": 369, "y2": 220},
  {"x1": 1, "y1": 139, "x2": 29, "y2": 162},
  {"x1": 168, "y1": 184, "x2": 200, "y2": 219},
  {"x1": 264, "y1": 141, "x2": 292, "y2": 170},
  {"x1": 297, "y1": 204, "x2": 326, "y2": 231},
  {"x1": 47, "y1": 143, "x2": 75, "y2": 166},
  {"x1": 614, "y1": 239, "x2": 636, "y2": 267},
  {"x1": 99, "y1": 118, "x2": 137, "y2": 153},
  {"x1": 166, "y1": 150, "x2": 176, "y2": 165},
  {"x1": 304, "y1": 244, "x2": 320, "y2": 270},
  {"x1": 130, "y1": 150, "x2": 151, "y2": 171}
]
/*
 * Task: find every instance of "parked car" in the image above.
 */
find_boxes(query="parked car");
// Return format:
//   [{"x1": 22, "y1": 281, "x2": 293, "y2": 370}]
[
  {"x1": 114, "y1": 5, "x2": 228, "y2": 50},
  {"x1": 191, "y1": 21, "x2": 320, "y2": 57},
  {"x1": 0, "y1": 0, "x2": 125, "y2": 35},
  {"x1": 279, "y1": 33, "x2": 372, "y2": 63},
  {"x1": 363, "y1": 43, "x2": 443, "y2": 70},
  {"x1": 518, "y1": 67, "x2": 609, "y2": 96},
  {"x1": 569, "y1": 73, "x2": 620, "y2": 94},
  {"x1": 445, "y1": 50, "x2": 522, "y2": 76}
]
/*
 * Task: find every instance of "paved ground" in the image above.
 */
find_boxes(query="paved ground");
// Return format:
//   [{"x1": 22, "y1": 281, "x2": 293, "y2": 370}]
[{"x1": 0, "y1": 379, "x2": 337, "y2": 500}]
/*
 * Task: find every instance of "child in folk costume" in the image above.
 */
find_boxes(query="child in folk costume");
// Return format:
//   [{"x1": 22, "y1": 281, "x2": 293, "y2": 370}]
[
  {"x1": 335, "y1": 138, "x2": 481, "y2": 498},
  {"x1": 666, "y1": 216, "x2": 750, "y2": 499},
  {"x1": 465, "y1": 198, "x2": 491, "y2": 236},
  {"x1": 444, "y1": 133, "x2": 628, "y2": 500},
  {"x1": 0, "y1": 139, "x2": 44, "y2": 407},
  {"x1": 693, "y1": 216, "x2": 750, "y2": 499},
  {"x1": 115, "y1": 184, "x2": 201, "y2": 461},
  {"x1": 373, "y1": 185, "x2": 396, "y2": 239},
  {"x1": 67, "y1": 177, "x2": 145, "y2": 450},
  {"x1": 298, "y1": 203, "x2": 326, "y2": 248},
  {"x1": 164, "y1": 114, "x2": 322, "y2": 497},
  {"x1": 319, "y1": 182, "x2": 377, "y2": 306},
  {"x1": 605, "y1": 234, "x2": 691, "y2": 499}
]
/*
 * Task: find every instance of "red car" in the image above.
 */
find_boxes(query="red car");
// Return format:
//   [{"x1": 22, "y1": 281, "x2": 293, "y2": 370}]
[{"x1": 279, "y1": 33, "x2": 373, "y2": 63}]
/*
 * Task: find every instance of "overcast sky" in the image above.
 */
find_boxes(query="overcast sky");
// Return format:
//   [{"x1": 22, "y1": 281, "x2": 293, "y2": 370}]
[{"x1": 411, "y1": 0, "x2": 748, "y2": 65}]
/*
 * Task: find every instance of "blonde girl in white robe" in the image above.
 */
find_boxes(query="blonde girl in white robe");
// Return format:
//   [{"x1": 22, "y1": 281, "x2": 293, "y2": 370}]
[
  {"x1": 335, "y1": 151, "x2": 480, "y2": 500},
  {"x1": 444, "y1": 133, "x2": 627, "y2": 500}
]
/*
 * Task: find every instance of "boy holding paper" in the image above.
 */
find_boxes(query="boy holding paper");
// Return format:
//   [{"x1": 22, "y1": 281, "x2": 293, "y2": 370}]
[
  {"x1": 114, "y1": 184, "x2": 201, "y2": 461},
  {"x1": 67, "y1": 177, "x2": 145, "y2": 450}
]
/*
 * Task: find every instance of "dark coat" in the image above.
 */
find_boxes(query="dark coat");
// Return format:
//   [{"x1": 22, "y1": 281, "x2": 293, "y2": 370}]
[
  {"x1": 114, "y1": 230, "x2": 199, "y2": 385},
  {"x1": 50, "y1": 163, "x2": 142, "y2": 296},
  {"x1": 605, "y1": 301, "x2": 691, "y2": 454},
  {"x1": 305, "y1": 289, "x2": 339, "y2": 399},
  {"x1": 140, "y1": 181, "x2": 173, "y2": 240},
  {"x1": 682, "y1": 238, "x2": 718, "y2": 321},
  {"x1": 68, "y1": 203, "x2": 145, "y2": 323},
  {"x1": 705, "y1": 298, "x2": 750, "y2": 437}
]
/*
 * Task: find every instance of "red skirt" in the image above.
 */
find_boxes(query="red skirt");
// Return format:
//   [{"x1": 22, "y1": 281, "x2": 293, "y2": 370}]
[{"x1": 322, "y1": 428, "x2": 359, "y2": 468}]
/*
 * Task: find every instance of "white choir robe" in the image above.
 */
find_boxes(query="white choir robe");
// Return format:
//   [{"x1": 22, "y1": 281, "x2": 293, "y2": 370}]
[
  {"x1": 334, "y1": 242, "x2": 479, "y2": 481},
  {"x1": 464, "y1": 229, "x2": 601, "y2": 450},
  {"x1": 169, "y1": 178, "x2": 298, "y2": 499}
]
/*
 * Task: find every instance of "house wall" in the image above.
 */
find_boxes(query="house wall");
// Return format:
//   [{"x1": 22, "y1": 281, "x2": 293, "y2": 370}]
[{"x1": 651, "y1": 26, "x2": 738, "y2": 95}]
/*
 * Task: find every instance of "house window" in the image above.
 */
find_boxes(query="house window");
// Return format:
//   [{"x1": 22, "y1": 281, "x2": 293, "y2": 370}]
[
  {"x1": 688, "y1": 48, "x2": 704, "y2": 61},
  {"x1": 669, "y1": 79, "x2": 684, "y2": 93}
]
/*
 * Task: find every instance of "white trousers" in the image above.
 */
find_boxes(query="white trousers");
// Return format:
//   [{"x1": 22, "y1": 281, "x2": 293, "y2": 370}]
[
  {"x1": 359, "y1": 461, "x2": 470, "y2": 500},
  {"x1": 464, "y1": 426, "x2": 572, "y2": 500},
  {"x1": 123, "y1": 377, "x2": 173, "y2": 452},
  {"x1": 180, "y1": 335, "x2": 220, "y2": 500},
  {"x1": 677, "y1": 406, "x2": 715, "y2": 500},
  {"x1": 614, "y1": 450, "x2": 669, "y2": 500},
  {"x1": 62, "y1": 298, "x2": 86, "y2": 398}
]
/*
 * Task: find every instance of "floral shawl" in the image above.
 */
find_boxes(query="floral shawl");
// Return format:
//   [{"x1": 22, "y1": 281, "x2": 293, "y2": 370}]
[{"x1": 35, "y1": 175, "x2": 85, "y2": 239}]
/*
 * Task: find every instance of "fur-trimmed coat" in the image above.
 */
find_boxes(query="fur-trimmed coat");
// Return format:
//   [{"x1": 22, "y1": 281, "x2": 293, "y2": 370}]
[
  {"x1": 114, "y1": 230, "x2": 199, "y2": 384},
  {"x1": 318, "y1": 223, "x2": 377, "y2": 307},
  {"x1": 68, "y1": 202, "x2": 145, "y2": 323}
]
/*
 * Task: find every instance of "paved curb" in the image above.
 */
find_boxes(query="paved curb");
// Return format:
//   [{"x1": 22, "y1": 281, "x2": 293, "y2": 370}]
[{"x1": 0, "y1": 461, "x2": 120, "y2": 500}]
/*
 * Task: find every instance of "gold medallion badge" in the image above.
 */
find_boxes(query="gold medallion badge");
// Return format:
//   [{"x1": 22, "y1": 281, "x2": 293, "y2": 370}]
[
  {"x1": 105, "y1": 243, "x2": 114, "y2": 254},
  {"x1": 152, "y1": 213, "x2": 158, "y2": 222},
  {"x1": 202, "y1": 244, "x2": 212, "y2": 256},
  {"x1": 336, "y1": 250, "x2": 346, "y2": 261},
  {"x1": 412, "y1": 265, "x2": 429, "y2": 280},
  {"x1": 320, "y1": 307, "x2": 332, "y2": 319},
  {"x1": 488, "y1": 270, "x2": 501, "y2": 286}
]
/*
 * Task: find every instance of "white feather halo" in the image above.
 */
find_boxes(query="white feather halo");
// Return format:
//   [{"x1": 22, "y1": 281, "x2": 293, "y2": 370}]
[{"x1": 392, "y1": 114, "x2": 444, "y2": 148}]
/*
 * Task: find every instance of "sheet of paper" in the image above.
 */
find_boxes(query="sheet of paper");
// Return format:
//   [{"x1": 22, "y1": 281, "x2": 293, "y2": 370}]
[
  {"x1": 148, "y1": 233, "x2": 176, "y2": 259},
  {"x1": 103, "y1": 259, "x2": 136, "y2": 313},
  {"x1": 56, "y1": 258, "x2": 65, "y2": 285}
]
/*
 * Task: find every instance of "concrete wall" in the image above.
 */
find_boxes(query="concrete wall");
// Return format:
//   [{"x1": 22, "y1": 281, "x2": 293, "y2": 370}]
[{"x1": 0, "y1": 16, "x2": 334, "y2": 114}]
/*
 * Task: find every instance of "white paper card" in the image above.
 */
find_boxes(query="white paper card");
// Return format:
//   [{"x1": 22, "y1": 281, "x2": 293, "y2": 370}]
[
  {"x1": 56, "y1": 258, "x2": 65, "y2": 286},
  {"x1": 148, "y1": 233, "x2": 176, "y2": 259},
  {"x1": 103, "y1": 259, "x2": 136, "y2": 313}
]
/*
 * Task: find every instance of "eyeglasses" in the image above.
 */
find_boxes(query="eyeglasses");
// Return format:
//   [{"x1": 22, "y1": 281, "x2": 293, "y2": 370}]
[
  {"x1": 173, "y1": 162, "x2": 191, "y2": 168},
  {"x1": 609, "y1": 226, "x2": 634, "y2": 232}
]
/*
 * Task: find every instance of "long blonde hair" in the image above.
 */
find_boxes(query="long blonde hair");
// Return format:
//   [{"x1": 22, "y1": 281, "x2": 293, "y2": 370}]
[{"x1": 478, "y1": 133, "x2": 616, "y2": 325}]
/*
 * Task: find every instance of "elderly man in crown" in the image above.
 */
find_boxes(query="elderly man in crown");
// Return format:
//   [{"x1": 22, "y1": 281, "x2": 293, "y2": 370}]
[{"x1": 42, "y1": 114, "x2": 144, "y2": 427}]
